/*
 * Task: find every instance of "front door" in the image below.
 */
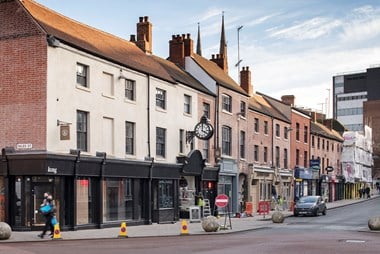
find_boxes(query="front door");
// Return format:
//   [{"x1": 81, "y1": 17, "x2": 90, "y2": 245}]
[{"x1": 31, "y1": 182, "x2": 54, "y2": 229}]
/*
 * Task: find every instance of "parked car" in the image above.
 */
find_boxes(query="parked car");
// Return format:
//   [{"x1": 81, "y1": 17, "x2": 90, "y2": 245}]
[{"x1": 293, "y1": 195, "x2": 327, "y2": 217}]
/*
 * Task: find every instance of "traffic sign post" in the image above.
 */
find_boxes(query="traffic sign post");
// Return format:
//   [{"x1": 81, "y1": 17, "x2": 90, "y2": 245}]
[
  {"x1": 215, "y1": 194, "x2": 232, "y2": 230},
  {"x1": 215, "y1": 194, "x2": 229, "y2": 208}
]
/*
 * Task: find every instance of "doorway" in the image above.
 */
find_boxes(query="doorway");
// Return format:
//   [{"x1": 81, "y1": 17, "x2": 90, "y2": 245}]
[{"x1": 31, "y1": 182, "x2": 54, "y2": 227}]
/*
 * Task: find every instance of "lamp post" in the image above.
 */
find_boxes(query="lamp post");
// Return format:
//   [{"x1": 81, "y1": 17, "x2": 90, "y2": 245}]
[{"x1": 326, "y1": 88, "x2": 331, "y2": 118}]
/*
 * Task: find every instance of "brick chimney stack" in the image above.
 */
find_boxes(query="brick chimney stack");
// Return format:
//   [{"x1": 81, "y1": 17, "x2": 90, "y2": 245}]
[
  {"x1": 240, "y1": 66, "x2": 254, "y2": 96},
  {"x1": 169, "y1": 34, "x2": 185, "y2": 67},
  {"x1": 281, "y1": 95, "x2": 295, "y2": 106},
  {"x1": 135, "y1": 16, "x2": 152, "y2": 54},
  {"x1": 183, "y1": 33, "x2": 193, "y2": 57},
  {"x1": 210, "y1": 54, "x2": 228, "y2": 73}
]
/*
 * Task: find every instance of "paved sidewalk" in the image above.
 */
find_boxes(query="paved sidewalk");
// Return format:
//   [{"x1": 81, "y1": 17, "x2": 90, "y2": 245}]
[{"x1": 2, "y1": 195, "x2": 379, "y2": 243}]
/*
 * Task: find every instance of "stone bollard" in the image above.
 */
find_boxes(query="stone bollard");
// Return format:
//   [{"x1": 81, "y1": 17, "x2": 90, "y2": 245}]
[
  {"x1": 201, "y1": 216, "x2": 220, "y2": 232},
  {"x1": 368, "y1": 216, "x2": 380, "y2": 231},
  {"x1": 0, "y1": 222, "x2": 12, "y2": 240},
  {"x1": 272, "y1": 211, "x2": 285, "y2": 223}
]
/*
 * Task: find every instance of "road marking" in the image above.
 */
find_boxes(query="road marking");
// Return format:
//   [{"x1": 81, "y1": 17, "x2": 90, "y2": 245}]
[{"x1": 345, "y1": 240, "x2": 366, "y2": 243}]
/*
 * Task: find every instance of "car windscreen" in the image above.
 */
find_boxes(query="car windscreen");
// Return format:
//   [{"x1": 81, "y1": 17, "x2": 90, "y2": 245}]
[{"x1": 298, "y1": 197, "x2": 317, "y2": 203}]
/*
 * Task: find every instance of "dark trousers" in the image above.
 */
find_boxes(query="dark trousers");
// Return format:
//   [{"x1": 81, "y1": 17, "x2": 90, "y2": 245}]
[{"x1": 41, "y1": 214, "x2": 54, "y2": 236}]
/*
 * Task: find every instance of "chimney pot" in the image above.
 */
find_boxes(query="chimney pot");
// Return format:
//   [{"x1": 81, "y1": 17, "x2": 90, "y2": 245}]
[
  {"x1": 144, "y1": 16, "x2": 149, "y2": 22},
  {"x1": 139, "y1": 17, "x2": 143, "y2": 22},
  {"x1": 130, "y1": 34, "x2": 136, "y2": 42}
]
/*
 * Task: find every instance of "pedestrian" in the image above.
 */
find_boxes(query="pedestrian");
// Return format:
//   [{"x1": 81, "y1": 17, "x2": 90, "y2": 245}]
[
  {"x1": 365, "y1": 185, "x2": 371, "y2": 199},
  {"x1": 38, "y1": 194, "x2": 55, "y2": 238},
  {"x1": 197, "y1": 192, "x2": 204, "y2": 218},
  {"x1": 272, "y1": 185, "x2": 278, "y2": 203},
  {"x1": 278, "y1": 195, "x2": 283, "y2": 211}
]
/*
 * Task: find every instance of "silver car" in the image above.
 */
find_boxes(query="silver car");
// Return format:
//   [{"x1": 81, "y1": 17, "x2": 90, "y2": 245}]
[{"x1": 293, "y1": 195, "x2": 327, "y2": 217}]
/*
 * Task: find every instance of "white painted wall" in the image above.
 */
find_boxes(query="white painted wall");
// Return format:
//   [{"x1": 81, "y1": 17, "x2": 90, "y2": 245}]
[{"x1": 46, "y1": 44, "x2": 201, "y2": 163}]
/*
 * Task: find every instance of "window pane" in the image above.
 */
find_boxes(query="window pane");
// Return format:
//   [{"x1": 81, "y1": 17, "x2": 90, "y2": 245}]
[
  {"x1": 156, "y1": 88, "x2": 166, "y2": 109},
  {"x1": 126, "y1": 122, "x2": 135, "y2": 155},
  {"x1": 156, "y1": 127, "x2": 166, "y2": 157},
  {"x1": 76, "y1": 63, "x2": 88, "y2": 87},
  {"x1": 184, "y1": 95, "x2": 191, "y2": 114},
  {"x1": 77, "y1": 111, "x2": 88, "y2": 151},
  {"x1": 222, "y1": 126, "x2": 231, "y2": 155},
  {"x1": 125, "y1": 79, "x2": 135, "y2": 101},
  {"x1": 159, "y1": 180, "x2": 174, "y2": 208},
  {"x1": 222, "y1": 95, "x2": 231, "y2": 112},
  {"x1": 203, "y1": 103, "x2": 210, "y2": 119}
]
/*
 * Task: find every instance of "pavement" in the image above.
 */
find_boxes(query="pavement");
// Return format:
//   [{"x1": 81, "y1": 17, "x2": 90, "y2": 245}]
[{"x1": 2, "y1": 194, "x2": 379, "y2": 243}]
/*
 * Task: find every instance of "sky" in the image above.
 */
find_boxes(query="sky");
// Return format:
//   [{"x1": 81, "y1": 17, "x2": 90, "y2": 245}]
[{"x1": 36, "y1": 0, "x2": 380, "y2": 117}]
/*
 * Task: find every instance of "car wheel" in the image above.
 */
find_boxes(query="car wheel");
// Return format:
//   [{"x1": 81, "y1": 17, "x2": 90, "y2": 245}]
[
  {"x1": 313, "y1": 209, "x2": 318, "y2": 216},
  {"x1": 322, "y1": 209, "x2": 326, "y2": 216},
  {"x1": 294, "y1": 212, "x2": 299, "y2": 217}
]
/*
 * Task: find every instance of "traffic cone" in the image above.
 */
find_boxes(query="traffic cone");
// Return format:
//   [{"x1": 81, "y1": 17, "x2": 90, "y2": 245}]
[
  {"x1": 180, "y1": 219, "x2": 189, "y2": 235},
  {"x1": 118, "y1": 221, "x2": 128, "y2": 238},
  {"x1": 52, "y1": 223, "x2": 62, "y2": 240}
]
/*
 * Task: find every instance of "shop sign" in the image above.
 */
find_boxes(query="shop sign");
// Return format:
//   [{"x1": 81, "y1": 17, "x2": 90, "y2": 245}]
[
  {"x1": 16, "y1": 143, "x2": 32, "y2": 149},
  {"x1": 47, "y1": 166, "x2": 57, "y2": 174}
]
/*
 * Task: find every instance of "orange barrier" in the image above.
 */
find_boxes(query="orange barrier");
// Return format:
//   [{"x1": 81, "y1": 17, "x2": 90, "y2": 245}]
[{"x1": 245, "y1": 202, "x2": 253, "y2": 216}]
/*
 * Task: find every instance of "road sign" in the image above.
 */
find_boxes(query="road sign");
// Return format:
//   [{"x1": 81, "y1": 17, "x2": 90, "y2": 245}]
[{"x1": 215, "y1": 194, "x2": 229, "y2": 208}]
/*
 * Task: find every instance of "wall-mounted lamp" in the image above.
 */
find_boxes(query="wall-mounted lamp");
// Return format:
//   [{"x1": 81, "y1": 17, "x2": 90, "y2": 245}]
[
  {"x1": 285, "y1": 127, "x2": 293, "y2": 132},
  {"x1": 57, "y1": 119, "x2": 72, "y2": 126},
  {"x1": 118, "y1": 69, "x2": 127, "y2": 80}
]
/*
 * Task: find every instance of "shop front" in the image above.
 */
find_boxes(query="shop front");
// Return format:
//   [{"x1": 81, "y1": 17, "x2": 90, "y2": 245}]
[
  {"x1": 218, "y1": 158, "x2": 238, "y2": 214},
  {"x1": 177, "y1": 150, "x2": 218, "y2": 218},
  {"x1": 0, "y1": 149, "x2": 182, "y2": 231},
  {"x1": 250, "y1": 166, "x2": 275, "y2": 213},
  {"x1": 294, "y1": 167, "x2": 320, "y2": 202}
]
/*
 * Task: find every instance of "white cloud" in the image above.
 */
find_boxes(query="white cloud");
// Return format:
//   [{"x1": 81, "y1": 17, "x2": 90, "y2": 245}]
[
  {"x1": 340, "y1": 5, "x2": 380, "y2": 43},
  {"x1": 268, "y1": 17, "x2": 342, "y2": 40},
  {"x1": 246, "y1": 13, "x2": 280, "y2": 27}
]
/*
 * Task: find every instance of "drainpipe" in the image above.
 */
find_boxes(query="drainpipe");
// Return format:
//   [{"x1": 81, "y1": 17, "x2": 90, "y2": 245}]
[
  {"x1": 69, "y1": 149, "x2": 81, "y2": 231},
  {"x1": 147, "y1": 74, "x2": 153, "y2": 224},
  {"x1": 1, "y1": 147, "x2": 14, "y2": 224},
  {"x1": 96, "y1": 152, "x2": 106, "y2": 228},
  {"x1": 215, "y1": 85, "x2": 220, "y2": 163}
]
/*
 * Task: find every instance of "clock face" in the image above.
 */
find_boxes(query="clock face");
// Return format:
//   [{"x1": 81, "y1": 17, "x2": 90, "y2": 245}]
[{"x1": 194, "y1": 122, "x2": 213, "y2": 140}]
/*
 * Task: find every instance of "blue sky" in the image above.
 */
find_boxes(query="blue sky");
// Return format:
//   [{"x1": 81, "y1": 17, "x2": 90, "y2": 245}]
[{"x1": 36, "y1": 0, "x2": 380, "y2": 117}]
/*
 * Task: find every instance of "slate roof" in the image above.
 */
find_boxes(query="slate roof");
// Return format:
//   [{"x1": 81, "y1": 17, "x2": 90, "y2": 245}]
[
  {"x1": 249, "y1": 93, "x2": 291, "y2": 123},
  {"x1": 20, "y1": 0, "x2": 175, "y2": 84},
  {"x1": 192, "y1": 54, "x2": 249, "y2": 96},
  {"x1": 311, "y1": 121, "x2": 344, "y2": 142},
  {"x1": 152, "y1": 56, "x2": 215, "y2": 96},
  {"x1": 256, "y1": 92, "x2": 292, "y2": 123}
]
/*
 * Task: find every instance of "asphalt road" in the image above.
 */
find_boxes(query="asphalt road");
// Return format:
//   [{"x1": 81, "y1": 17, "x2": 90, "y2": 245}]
[{"x1": 3, "y1": 198, "x2": 379, "y2": 254}]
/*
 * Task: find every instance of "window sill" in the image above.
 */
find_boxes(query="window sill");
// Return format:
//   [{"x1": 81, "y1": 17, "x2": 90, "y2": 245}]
[
  {"x1": 76, "y1": 84, "x2": 91, "y2": 93},
  {"x1": 102, "y1": 93, "x2": 115, "y2": 100},
  {"x1": 124, "y1": 98, "x2": 136, "y2": 105}
]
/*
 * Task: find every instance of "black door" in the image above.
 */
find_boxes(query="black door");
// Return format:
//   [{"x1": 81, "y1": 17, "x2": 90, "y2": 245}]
[{"x1": 31, "y1": 181, "x2": 54, "y2": 230}]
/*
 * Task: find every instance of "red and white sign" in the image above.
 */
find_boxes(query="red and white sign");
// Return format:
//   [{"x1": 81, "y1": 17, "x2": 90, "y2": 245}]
[{"x1": 215, "y1": 194, "x2": 229, "y2": 208}]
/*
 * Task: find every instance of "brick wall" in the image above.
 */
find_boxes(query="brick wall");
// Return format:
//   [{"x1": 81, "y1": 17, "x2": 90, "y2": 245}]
[{"x1": 0, "y1": 0, "x2": 47, "y2": 149}]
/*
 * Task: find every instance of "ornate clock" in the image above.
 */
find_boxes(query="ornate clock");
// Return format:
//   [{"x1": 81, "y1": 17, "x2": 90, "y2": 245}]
[{"x1": 194, "y1": 116, "x2": 214, "y2": 140}]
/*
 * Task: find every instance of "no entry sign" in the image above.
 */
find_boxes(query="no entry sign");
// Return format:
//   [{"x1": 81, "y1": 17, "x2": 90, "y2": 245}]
[{"x1": 215, "y1": 194, "x2": 229, "y2": 208}]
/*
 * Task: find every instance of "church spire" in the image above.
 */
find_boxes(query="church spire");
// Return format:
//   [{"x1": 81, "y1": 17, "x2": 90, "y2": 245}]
[
  {"x1": 219, "y1": 12, "x2": 228, "y2": 73},
  {"x1": 219, "y1": 12, "x2": 227, "y2": 57},
  {"x1": 210, "y1": 12, "x2": 229, "y2": 73},
  {"x1": 196, "y1": 23, "x2": 202, "y2": 56}
]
